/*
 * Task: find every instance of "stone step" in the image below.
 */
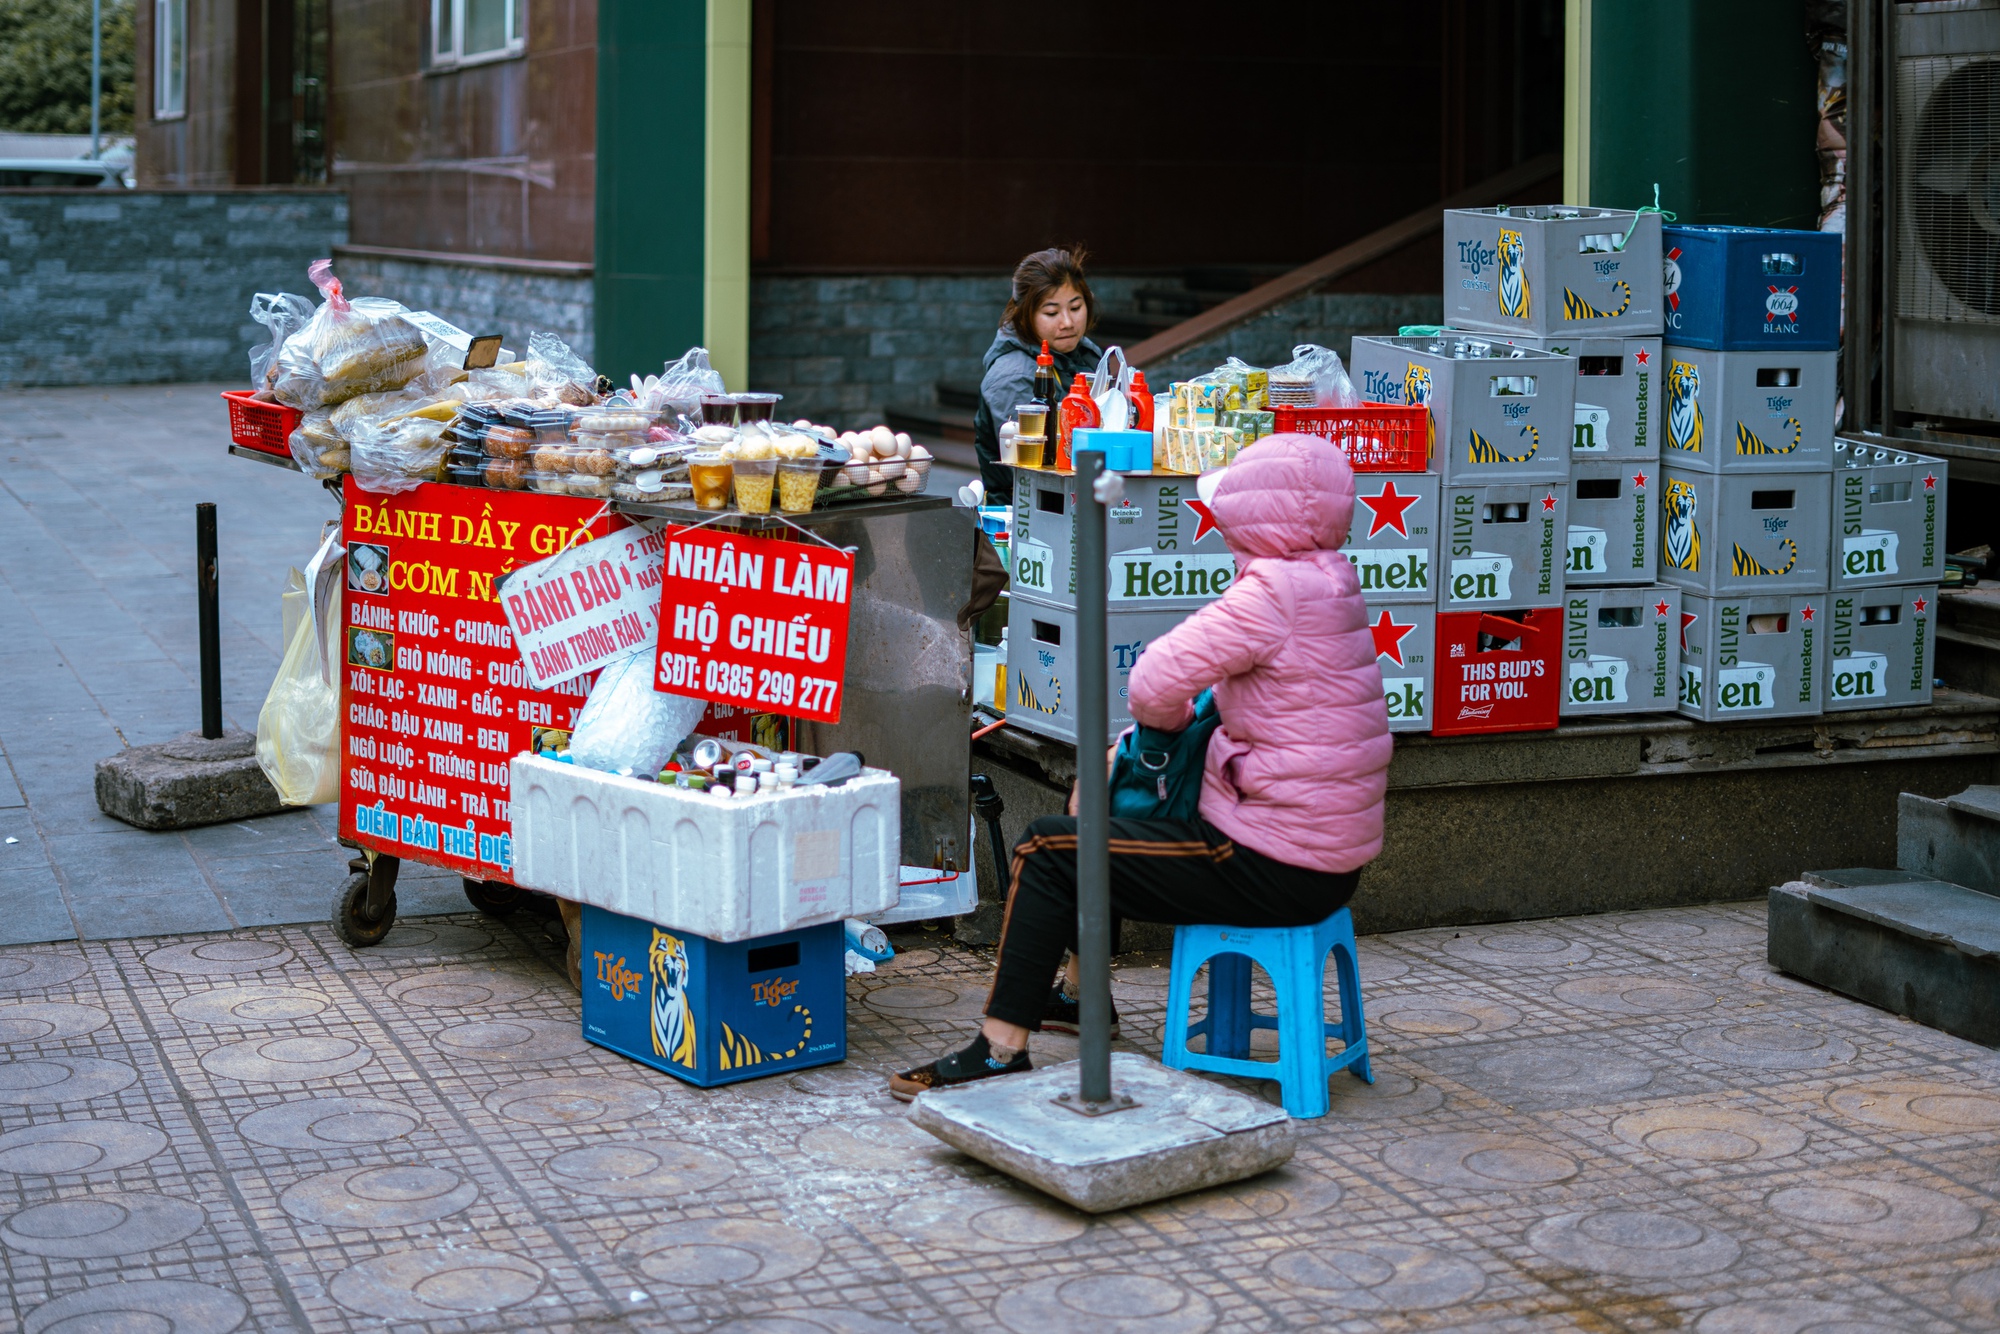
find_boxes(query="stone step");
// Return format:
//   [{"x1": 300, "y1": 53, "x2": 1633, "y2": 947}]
[
  {"x1": 1770, "y1": 872, "x2": 2000, "y2": 1047},
  {"x1": 1897, "y1": 789, "x2": 2000, "y2": 893}
]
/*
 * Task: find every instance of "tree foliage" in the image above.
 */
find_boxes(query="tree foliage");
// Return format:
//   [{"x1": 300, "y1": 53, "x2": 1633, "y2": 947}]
[{"x1": 0, "y1": 0, "x2": 137, "y2": 136}]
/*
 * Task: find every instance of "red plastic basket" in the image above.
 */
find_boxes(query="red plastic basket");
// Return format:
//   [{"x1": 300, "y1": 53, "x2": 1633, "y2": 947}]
[
  {"x1": 221, "y1": 390, "x2": 302, "y2": 457},
  {"x1": 1272, "y1": 402, "x2": 1428, "y2": 472}
]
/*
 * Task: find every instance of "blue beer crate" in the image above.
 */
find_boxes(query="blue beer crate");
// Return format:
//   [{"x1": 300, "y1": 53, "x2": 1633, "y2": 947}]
[
  {"x1": 580, "y1": 906, "x2": 846, "y2": 1087},
  {"x1": 1662, "y1": 225, "x2": 1843, "y2": 350}
]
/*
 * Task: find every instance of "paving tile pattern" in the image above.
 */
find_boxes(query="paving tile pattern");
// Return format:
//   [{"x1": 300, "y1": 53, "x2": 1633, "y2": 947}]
[{"x1": 0, "y1": 900, "x2": 1994, "y2": 1331}]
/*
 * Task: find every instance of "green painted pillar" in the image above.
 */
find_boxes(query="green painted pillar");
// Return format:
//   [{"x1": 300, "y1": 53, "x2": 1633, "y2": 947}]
[
  {"x1": 1565, "y1": 0, "x2": 1820, "y2": 228},
  {"x1": 595, "y1": 0, "x2": 751, "y2": 385}
]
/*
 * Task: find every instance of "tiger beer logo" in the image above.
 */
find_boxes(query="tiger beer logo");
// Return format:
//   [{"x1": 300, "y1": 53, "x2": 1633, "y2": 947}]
[
  {"x1": 1667, "y1": 360, "x2": 1704, "y2": 453},
  {"x1": 1736, "y1": 417, "x2": 1802, "y2": 455},
  {"x1": 593, "y1": 951, "x2": 643, "y2": 1002},
  {"x1": 750, "y1": 975, "x2": 801, "y2": 1007},
  {"x1": 1563, "y1": 281, "x2": 1635, "y2": 321},
  {"x1": 1404, "y1": 363, "x2": 1438, "y2": 455},
  {"x1": 1663, "y1": 479, "x2": 1700, "y2": 572},
  {"x1": 1467, "y1": 425, "x2": 1540, "y2": 466},
  {"x1": 1497, "y1": 229, "x2": 1531, "y2": 318}
]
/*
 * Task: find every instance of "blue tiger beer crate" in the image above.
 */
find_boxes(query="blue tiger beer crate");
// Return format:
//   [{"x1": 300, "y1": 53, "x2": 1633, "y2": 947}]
[
  {"x1": 1662, "y1": 225, "x2": 1844, "y2": 350},
  {"x1": 581, "y1": 907, "x2": 846, "y2": 1087}
]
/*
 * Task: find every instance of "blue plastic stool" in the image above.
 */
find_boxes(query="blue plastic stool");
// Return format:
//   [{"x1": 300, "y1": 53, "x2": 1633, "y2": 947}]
[{"x1": 1160, "y1": 907, "x2": 1372, "y2": 1118}]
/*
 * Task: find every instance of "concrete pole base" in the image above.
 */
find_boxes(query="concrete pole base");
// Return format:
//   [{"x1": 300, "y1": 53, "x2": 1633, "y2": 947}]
[
  {"x1": 94, "y1": 730, "x2": 287, "y2": 831},
  {"x1": 909, "y1": 1051, "x2": 1294, "y2": 1214}
]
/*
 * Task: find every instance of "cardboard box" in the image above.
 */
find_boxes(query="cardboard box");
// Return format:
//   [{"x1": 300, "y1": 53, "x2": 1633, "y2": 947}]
[
  {"x1": 1660, "y1": 467, "x2": 1833, "y2": 596},
  {"x1": 581, "y1": 907, "x2": 845, "y2": 1088},
  {"x1": 1831, "y1": 440, "x2": 1949, "y2": 590},
  {"x1": 1825, "y1": 586, "x2": 1937, "y2": 712},
  {"x1": 1567, "y1": 459, "x2": 1657, "y2": 587},
  {"x1": 1676, "y1": 591, "x2": 1825, "y2": 721},
  {"x1": 1009, "y1": 471, "x2": 1232, "y2": 611},
  {"x1": 1005, "y1": 594, "x2": 1195, "y2": 745},
  {"x1": 1439, "y1": 480, "x2": 1567, "y2": 609},
  {"x1": 1433, "y1": 606, "x2": 1563, "y2": 736},
  {"x1": 1351, "y1": 335, "x2": 1575, "y2": 485},
  {"x1": 1560, "y1": 585, "x2": 1681, "y2": 717},
  {"x1": 1367, "y1": 603, "x2": 1436, "y2": 733},
  {"x1": 1443, "y1": 206, "x2": 1665, "y2": 338},
  {"x1": 1662, "y1": 225, "x2": 1844, "y2": 351},
  {"x1": 1343, "y1": 473, "x2": 1439, "y2": 605},
  {"x1": 1469, "y1": 332, "x2": 1664, "y2": 463},
  {"x1": 1659, "y1": 345, "x2": 1837, "y2": 473}
]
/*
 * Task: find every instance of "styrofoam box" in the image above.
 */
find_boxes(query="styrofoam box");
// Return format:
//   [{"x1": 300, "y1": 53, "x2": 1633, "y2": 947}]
[{"x1": 510, "y1": 754, "x2": 901, "y2": 942}]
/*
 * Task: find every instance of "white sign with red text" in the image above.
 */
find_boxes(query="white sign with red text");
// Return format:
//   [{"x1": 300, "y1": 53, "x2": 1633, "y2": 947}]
[{"x1": 499, "y1": 521, "x2": 667, "y2": 690}]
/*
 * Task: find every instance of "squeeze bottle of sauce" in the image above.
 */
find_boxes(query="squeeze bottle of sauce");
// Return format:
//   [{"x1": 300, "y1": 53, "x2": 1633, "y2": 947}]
[
  {"x1": 1031, "y1": 341, "x2": 1062, "y2": 469},
  {"x1": 1057, "y1": 373, "x2": 1100, "y2": 471},
  {"x1": 1128, "y1": 370, "x2": 1155, "y2": 433}
]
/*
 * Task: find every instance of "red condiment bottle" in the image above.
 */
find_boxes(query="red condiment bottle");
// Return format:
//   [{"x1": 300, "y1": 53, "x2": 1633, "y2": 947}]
[
  {"x1": 1057, "y1": 373, "x2": 1099, "y2": 471},
  {"x1": 1128, "y1": 369, "x2": 1155, "y2": 433}
]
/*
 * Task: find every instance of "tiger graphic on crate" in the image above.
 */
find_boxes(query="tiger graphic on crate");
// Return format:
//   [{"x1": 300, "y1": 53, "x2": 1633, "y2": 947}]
[
  {"x1": 1467, "y1": 424, "x2": 1540, "y2": 466},
  {"x1": 649, "y1": 928, "x2": 697, "y2": 1069},
  {"x1": 1404, "y1": 363, "x2": 1437, "y2": 455},
  {"x1": 1667, "y1": 359, "x2": 1704, "y2": 454},
  {"x1": 1563, "y1": 281, "x2": 1634, "y2": 322},
  {"x1": 1732, "y1": 539, "x2": 1798, "y2": 577},
  {"x1": 1497, "y1": 229, "x2": 1531, "y2": 319},
  {"x1": 1734, "y1": 417, "x2": 1802, "y2": 456},
  {"x1": 1663, "y1": 478, "x2": 1701, "y2": 572}
]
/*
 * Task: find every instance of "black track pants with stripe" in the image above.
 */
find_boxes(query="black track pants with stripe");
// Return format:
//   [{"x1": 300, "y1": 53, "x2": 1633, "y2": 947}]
[{"x1": 985, "y1": 814, "x2": 1360, "y2": 1030}]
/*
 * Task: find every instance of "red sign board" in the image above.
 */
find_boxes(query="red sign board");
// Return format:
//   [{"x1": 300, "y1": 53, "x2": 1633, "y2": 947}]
[
  {"x1": 1432, "y1": 607, "x2": 1562, "y2": 736},
  {"x1": 653, "y1": 525, "x2": 854, "y2": 725}
]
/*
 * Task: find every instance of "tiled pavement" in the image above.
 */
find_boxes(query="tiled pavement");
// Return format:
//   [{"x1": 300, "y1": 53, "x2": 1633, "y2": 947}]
[{"x1": 1, "y1": 898, "x2": 1998, "y2": 1332}]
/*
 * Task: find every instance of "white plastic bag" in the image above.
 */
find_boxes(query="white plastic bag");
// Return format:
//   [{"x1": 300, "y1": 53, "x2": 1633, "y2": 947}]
[
  {"x1": 1089, "y1": 345, "x2": 1136, "y2": 431},
  {"x1": 256, "y1": 529, "x2": 344, "y2": 805},
  {"x1": 1272, "y1": 343, "x2": 1361, "y2": 408},
  {"x1": 569, "y1": 649, "x2": 709, "y2": 777}
]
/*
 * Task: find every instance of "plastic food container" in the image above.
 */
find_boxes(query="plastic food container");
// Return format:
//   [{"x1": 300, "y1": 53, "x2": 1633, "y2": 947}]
[
  {"x1": 732, "y1": 456, "x2": 778, "y2": 514},
  {"x1": 777, "y1": 457, "x2": 822, "y2": 513},
  {"x1": 688, "y1": 452, "x2": 733, "y2": 510},
  {"x1": 485, "y1": 425, "x2": 534, "y2": 459},
  {"x1": 701, "y1": 395, "x2": 738, "y2": 426},
  {"x1": 734, "y1": 392, "x2": 783, "y2": 422}
]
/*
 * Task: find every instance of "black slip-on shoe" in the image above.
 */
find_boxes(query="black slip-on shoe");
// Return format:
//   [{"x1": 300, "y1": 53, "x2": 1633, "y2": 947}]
[
  {"x1": 888, "y1": 1033, "x2": 1032, "y2": 1102},
  {"x1": 1038, "y1": 984, "x2": 1120, "y2": 1039}
]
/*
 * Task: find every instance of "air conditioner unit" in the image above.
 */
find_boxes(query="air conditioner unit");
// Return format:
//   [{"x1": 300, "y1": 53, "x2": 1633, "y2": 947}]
[{"x1": 1892, "y1": 2, "x2": 2000, "y2": 425}]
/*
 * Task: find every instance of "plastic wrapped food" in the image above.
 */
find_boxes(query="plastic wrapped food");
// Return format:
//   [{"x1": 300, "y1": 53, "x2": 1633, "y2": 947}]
[
  {"x1": 349, "y1": 417, "x2": 451, "y2": 495},
  {"x1": 1268, "y1": 343, "x2": 1361, "y2": 409},
  {"x1": 569, "y1": 648, "x2": 710, "y2": 776},
  {"x1": 288, "y1": 410, "x2": 347, "y2": 479},
  {"x1": 248, "y1": 292, "x2": 313, "y2": 393},
  {"x1": 526, "y1": 331, "x2": 598, "y2": 406},
  {"x1": 272, "y1": 261, "x2": 430, "y2": 410}
]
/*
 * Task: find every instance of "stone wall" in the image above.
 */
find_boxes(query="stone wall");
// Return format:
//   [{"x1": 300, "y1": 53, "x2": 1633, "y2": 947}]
[
  {"x1": 331, "y1": 249, "x2": 595, "y2": 365},
  {"x1": 0, "y1": 190, "x2": 348, "y2": 387}
]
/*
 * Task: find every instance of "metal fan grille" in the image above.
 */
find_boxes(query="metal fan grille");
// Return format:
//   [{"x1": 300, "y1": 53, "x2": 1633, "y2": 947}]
[{"x1": 1897, "y1": 53, "x2": 2000, "y2": 323}]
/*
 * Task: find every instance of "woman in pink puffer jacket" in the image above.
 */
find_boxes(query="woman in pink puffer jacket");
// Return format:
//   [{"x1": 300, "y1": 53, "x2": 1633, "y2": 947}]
[{"x1": 892, "y1": 434, "x2": 1392, "y2": 1101}]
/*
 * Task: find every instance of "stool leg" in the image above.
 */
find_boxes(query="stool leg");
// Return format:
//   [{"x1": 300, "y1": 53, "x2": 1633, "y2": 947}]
[
  {"x1": 1208, "y1": 952, "x2": 1252, "y2": 1060},
  {"x1": 1274, "y1": 929, "x2": 1329, "y2": 1118},
  {"x1": 1331, "y1": 930, "x2": 1373, "y2": 1085},
  {"x1": 1162, "y1": 931, "x2": 1198, "y2": 1071}
]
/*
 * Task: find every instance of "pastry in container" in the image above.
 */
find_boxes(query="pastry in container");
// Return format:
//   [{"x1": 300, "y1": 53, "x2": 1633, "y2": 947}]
[
  {"x1": 688, "y1": 451, "x2": 733, "y2": 510},
  {"x1": 484, "y1": 457, "x2": 529, "y2": 490},
  {"x1": 486, "y1": 425, "x2": 534, "y2": 459}
]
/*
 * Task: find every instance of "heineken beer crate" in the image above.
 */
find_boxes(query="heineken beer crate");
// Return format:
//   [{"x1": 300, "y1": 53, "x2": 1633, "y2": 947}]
[
  {"x1": 1567, "y1": 460, "x2": 1656, "y2": 587},
  {"x1": 1560, "y1": 585, "x2": 1681, "y2": 717},
  {"x1": 1468, "y1": 332, "x2": 1664, "y2": 463},
  {"x1": 1009, "y1": 470, "x2": 1230, "y2": 612},
  {"x1": 1005, "y1": 593, "x2": 1193, "y2": 745},
  {"x1": 1343, "y1": 473, "x2": 1439, "y2": 605},
  {"x1": 1832, "y1": 440, "x2": 1948, "y2": 590},
  {"x1": 1439, "y1": 480, "x2": 1566, "y2": 610},
  {"x1": 1676, "y1": 591, "x2": 1825, "y2": 722},
  {"x1": 1825, "y1": 586, "x2": 1937, "y2": 712},
  {"x1": 1659, "y1": 345, "x2": 1836, "y2": 473},
  {"x1": 1660, "y1": 467, "x2": 1833, "y2": 596},
  {"x1": 1662, "y1": 225, "x2": 1843, "y2": 351},
  {"x1": 1351, "y1": 335, "x2": 1574, "y2": 486},
  {"x1": 1433, "y1": 606, "x2": 1562, "y2": 736},
  {"x1": 1442, "y1": 206, "x2": 1665, "y2": 338},
  {"x1": 1367, "y1": 602, "x2": 1435, "y2": 733}
]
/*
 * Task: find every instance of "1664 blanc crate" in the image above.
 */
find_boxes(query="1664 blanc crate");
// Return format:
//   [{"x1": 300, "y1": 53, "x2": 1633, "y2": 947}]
[
  {"x1": 1465, "y1": 333, "x2": 1664, "y2": 463},
  {"x1": 1560, "y1": 585, "x2": 1681, "y2": 717},
  {"x1": 1368, "y1": 603, "x2": 1435, "y2": 733},
  {"x1": 1010, "y1": 471, "x2": 1230, "y2": 612},
  {"x1": 1443, "y1": 206, "x2": 1665, "y2": 338},
  {"x1": 1344, "y1": 473, "x2": 1439, "y2": 605},
  {"x1": 1826, "y1": 586, "x2": 1937, "y2": 712},
  {"x1": 1567, "y1": 460, "x2": 1656, "y2": 587},
  {"x1": 1662, "y1": 225, "x2": 1843, "y2": 350},
  {"x1": 1660, "y1": 345, "x2": 1837, "y2": 473},
  {"x1": 1677, "y1": 590, "x2": 1825, "y2": 721},
  {"x1": 1440, "y1": 481, "x2": 1566, "y2": 610},
  {"x1": 1350, "y1": 335, "x2": 1574, "y2": 486},
  {"x1": 1433, "y1": 606, "x2": 1563, "y2": 736},
  {"x1": 1660, "y1": 467, "x2": 1833, "y2": 596},
  {"x1": 1832, "y1": 440, "x2": 1948, "y2": 590}
]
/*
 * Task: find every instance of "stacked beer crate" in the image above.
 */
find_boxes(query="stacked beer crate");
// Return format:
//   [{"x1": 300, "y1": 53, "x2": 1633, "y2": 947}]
[{"x1": 1658, "y1": 224, "x2": 1944, "y2": 719}]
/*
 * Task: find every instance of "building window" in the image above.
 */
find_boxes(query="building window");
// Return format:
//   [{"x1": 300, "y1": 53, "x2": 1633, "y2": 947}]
[
  {"x1": 154, "y1": 0, "x2": 186, "y2": 117},
  {"x1": 431, "y1": 0, "x2": 526, "y2": 67}
]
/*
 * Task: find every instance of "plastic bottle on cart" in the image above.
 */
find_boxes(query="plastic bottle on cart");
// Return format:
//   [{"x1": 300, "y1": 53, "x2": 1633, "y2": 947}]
[
  {"x1": 1128, "y1": 370, "x2": 1155, "y2": 433},
  {"x1": 1032, "y1": 341, "x2": 1062, "y2": 469},
  {"x1": 1057, "y1": 373, "x2": 1099, "y2": 472}
]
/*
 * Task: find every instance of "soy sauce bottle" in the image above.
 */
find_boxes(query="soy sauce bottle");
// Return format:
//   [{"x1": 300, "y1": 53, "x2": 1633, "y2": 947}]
[{"x1": 1032, "y1": 340, "x2": 1062, "y2": 468}]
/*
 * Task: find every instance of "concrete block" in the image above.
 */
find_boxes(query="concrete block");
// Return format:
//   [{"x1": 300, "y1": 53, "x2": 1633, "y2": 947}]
[
  {"x1": 909, "y1": 1052, "x2": 1295, "y2": 1213},
  {"x1": 1897, "y1": 790, "x2": 2000, "y2": 893},
  {"x1": 94, "y1": 730, "x2": 286, "y2": 831}
]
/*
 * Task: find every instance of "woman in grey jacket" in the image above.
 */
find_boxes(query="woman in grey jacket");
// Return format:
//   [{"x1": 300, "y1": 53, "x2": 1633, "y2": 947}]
[{"x1": 972, "y1": 247, "x2": 1103, "y2": 497}]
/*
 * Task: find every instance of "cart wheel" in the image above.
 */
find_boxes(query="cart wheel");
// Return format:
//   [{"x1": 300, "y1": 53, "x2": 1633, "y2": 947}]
[
  {"x1": 332, "y1": 871, "x2": 397, "y2": 947},
  {"x1": 462, "y1": 878, "x2": 523, "y2": 917}
]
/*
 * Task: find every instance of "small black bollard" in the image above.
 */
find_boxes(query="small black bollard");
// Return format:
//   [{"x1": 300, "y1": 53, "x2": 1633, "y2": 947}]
[
  {"x1": 969, "y1": 773, "x2": 1010, "y2": 895},
  {"x1": 196, "y1": 503, "x2": 222, "y2": 740}
]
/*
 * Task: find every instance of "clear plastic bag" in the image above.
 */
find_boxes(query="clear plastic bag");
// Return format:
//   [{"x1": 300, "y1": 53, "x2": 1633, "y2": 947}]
[
  {"x1": 271, "y1": 260, "x2": 430, "y2": 411},
  {"x1": 256, "y1": 531, "x2": 344, "y2": 805},
  {"x1": 527, "y1": 331, "x2": 598, "y2": 405},
  {"x1": 288, "y1": 410, "x2": 346, "y2": 479},
  {"x1": 349, "y1": 416, "x2": 452, "y2": 495},
  {"x1": 569, "y1": 649, "x2": 709, "y2": 777},
  {"x1": 1270, "y1": 343, "x2": 1361, "y2": 408},
  {"x1": 248, "y1": 292, "x2": 313, "y2": 392}
]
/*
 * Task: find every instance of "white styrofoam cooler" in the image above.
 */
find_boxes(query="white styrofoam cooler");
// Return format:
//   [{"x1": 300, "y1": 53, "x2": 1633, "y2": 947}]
[{"x1": 510, "y1": 754, "x2": 901, "y2": 942}]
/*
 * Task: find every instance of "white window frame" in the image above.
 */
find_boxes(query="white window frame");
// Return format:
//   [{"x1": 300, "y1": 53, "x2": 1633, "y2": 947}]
[
  {"x1": 153, "y1": 0, "x2": 186, "y2": 118},
  {"x1": 429, "y1": 0, "x2": 527, "y2": 70}
]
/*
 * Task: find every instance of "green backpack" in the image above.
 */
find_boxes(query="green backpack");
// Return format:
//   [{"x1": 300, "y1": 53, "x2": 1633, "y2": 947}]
[{"x1": 1108, "y1": 688, "x2": 1220, "y2": 823}]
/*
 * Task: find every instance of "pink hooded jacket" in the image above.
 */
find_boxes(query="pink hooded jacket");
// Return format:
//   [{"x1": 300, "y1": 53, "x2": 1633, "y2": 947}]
[{"x1": 1126, "y1": 434, "x2": 1392, "y2": 873}]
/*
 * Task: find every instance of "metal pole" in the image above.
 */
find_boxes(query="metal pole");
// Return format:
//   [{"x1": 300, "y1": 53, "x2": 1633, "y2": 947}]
[
  {"x1": 196, "y1": 503, "x2": 222, "y2": 739},
  {"x1": 90, "y1": 0, "x2": 101, "y2": 159},
  {"x1": 1073, "y1": 451, "x2": 1112, "y2": 1107}
]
